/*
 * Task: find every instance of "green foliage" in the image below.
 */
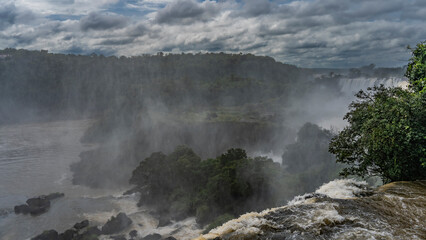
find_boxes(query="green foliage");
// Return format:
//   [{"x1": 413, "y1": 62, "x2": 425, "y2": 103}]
[
  {"x1": 282, "y1": 123, "x2": 340, "y2": 193},
  {"x1": 282, "y1": 123, "x2": 335, "y2": 173},
  {"x1": 329, "y1": 86, "x2": 426, "y2": 183},
  {"x1": 130, "y1": 146, "x2": 284, "y2": 225},
  {"x1": 406, "y1": 42, "x2": 426, "y2": 93}
]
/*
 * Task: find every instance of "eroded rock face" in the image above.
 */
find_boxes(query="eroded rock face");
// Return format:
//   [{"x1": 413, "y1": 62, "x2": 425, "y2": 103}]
[{"x1": 101, "y1": 212, "x2": 133, "y2": 235}]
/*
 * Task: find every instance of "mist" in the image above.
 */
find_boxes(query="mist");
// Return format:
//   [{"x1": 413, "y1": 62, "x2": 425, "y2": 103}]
[{"x1": 0, "y1": 49, "x2": 406, "y2": 239}]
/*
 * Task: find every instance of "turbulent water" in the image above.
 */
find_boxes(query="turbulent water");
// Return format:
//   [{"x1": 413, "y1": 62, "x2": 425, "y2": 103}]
[
  {"x1": 0, "y1": 120, "x2": 201, "y2": 240},
  {"x1": 196, "y1": 179, "x2": 426, "y2": 240}
]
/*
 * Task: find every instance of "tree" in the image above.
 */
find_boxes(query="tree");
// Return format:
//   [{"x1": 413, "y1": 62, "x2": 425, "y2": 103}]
[
  {"x1": 282, "y1": 122, "x2": 335, "y2": 173},
  {"x1": 329, "y1": 42, "x2": 426, "y2": 183},
  {"x1": 406, "y1": 42, "x2": 426, "y2": 93}
]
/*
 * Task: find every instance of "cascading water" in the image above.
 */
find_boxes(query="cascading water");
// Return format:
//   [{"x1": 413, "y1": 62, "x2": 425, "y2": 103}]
[
  {"x1": 338, "y1": 77, "x2": 408, "y2": 95},
  {"x1": 306, "y1": 76, "x2": 407, "y2": 129},
  {"x1": 196, "y1": 179, "x2": 426, "y2": 240}
]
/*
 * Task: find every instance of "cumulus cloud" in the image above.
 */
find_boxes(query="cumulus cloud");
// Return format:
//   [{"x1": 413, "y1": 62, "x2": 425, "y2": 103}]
[
  {"x1": 0, "y1": 3, "x2": 35, "y2": 30},
  {"x1": 15, "y1": 0, "x2": 119, "y2": 15},
  {"x1": 0, "y1": 4, "x2": 17, "y2": 30},
  {"x1": 155, "y1": 0, "x2": 219, "y2": 24},
  {"x1": 80, "y1": 12, "x2": 128, "y2": 31},
  {"x1": 98, "y1": 38, "x2": 134, "y2": 45},
  {"x1": 1, "y1": 0, "x2": 426, "y2": 67},
  {"x1": 241, "y1": 0, "x2": 272, "y2": 17}
]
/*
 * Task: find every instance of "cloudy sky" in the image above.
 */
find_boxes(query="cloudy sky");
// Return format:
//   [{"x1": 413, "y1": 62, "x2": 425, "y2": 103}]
[{"x1": 1, "y1": 0, "x2": 425, "y2": 67}]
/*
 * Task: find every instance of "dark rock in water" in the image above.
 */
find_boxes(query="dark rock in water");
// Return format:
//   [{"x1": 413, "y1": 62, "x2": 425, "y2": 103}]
[
  {"x1": 46, "y1": 192, "x2": 65, "y2": 201},
  {"x1": 26, "y1": 196, "x2": 51, "y2": 216},
  {"x1": 129, "y1": 230, "x2": 138, "y2": 238},
  {"x1": 163, "y1": 237, "x2": 177, "y2": 240},
  {"x1": 84, "y1": 226, "x2": 102, "y2": 235},
  {"x1": 77, "y1": 226, "x2": 101, "y2": 240},
  {"x1": 31, "y1": 230, "x2": 59, "y2": 240},
  {"x1": 14, "y1": 204, "x2": 30, "y2": 214},
  {"x1": 101, "y1": 212, "x2": 132, "y2": 234},
  {"x1": 141, "y1": 233, "x2": 162, "y2": 240},
  {"x1": 110, "y1": 235, "x2": 127, "y2": 240},
  {"x1": 58, "y1": 229, "x2": 77, "y2": 240},
  {"x1": 157, "y1": 216, "x2": 171, "y2": 227},
  {"x1": 74, "y1": 220, "x2": 90, "y2": 230},
  {"x1": 14, "y1": 193, "x2": 64, "y2": 216}
]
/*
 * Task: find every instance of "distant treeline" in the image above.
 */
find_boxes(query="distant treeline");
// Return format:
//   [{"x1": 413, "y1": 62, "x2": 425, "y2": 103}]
[
  {"x1": 0, "y1": 49, "x2": 303, "y2": 124},
  {"x1": 0, "y1": 48, "x2": 404, "y2": 124}
]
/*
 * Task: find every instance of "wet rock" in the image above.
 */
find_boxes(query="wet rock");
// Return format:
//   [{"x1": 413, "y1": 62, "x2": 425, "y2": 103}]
[
  {"x1": 101, "y1": 212, "x2": 133, "y2": 235},
  {"x1": 46, "y1": 192, "x2": 65, "y2": 201},
  {"x1": 31, "y1": 230, "x2": 59, "y2": 240},
  {"x1": 163, "y1": 237, "x2": 177, "y2": 240},
  {"x1": 14, "y1": 193, "x2": 64, "y2": 216},
  {"x1": 74, "y1": 220, "x2": 90, "y2": 230},
  {"x1": 26, "y1": 196, "x2": 51, "y2": 215},
  {"x1": 58, "y1": 229, "x2": 77, "y2": 240},
  {"x1": 77, "y1": 226, "x2": 101, "y2": 240},
  {"x1": 110, "y1": 235, "x2": 127, "y2": 240},
  {"x1": 129, "y1": 230, "x2": 138, "y2": 238},
  {"x1": 14, "y1": 204, "x2": 30, "y2": 214},
  {"x1": 85, "y1": 226, "x2": 102, "y2": 236},
  {"x1": 157, "y1": 216, "x2": 171, "y2": 227},
  {"x1": 141, "y1": 233, "x2": 162, "y2": 240},
  {"x1": 264, "y1": 232, "x2": 292, "y2": 240}
]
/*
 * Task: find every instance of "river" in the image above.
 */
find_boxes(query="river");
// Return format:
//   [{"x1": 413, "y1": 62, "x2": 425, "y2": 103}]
[{"x1": 0, "y1": 119, "x2": 200, "y2": 240}]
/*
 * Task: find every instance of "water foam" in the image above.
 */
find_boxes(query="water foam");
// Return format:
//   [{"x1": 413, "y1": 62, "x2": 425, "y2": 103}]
[
  {"x1": 197, "y1": 179, "x2": 372, "y2": 240},
  {"x1": 315, "y1": 179, "x2": 369, "y2": 199}
]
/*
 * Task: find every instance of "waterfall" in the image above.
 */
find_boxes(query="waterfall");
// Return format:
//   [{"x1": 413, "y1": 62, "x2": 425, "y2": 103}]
[{"x1": 338, "y1": 77, "x2": 407, "y2": 95}]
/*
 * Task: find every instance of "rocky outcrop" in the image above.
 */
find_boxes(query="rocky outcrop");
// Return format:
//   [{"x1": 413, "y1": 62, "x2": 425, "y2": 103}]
[
  {"x1": 73, "y1": 220, "x2": 89, "y2": 230},
  {"x1": 14, "y1": 193, "x2": 64, "y2": 216},
  {"x1": 141, "y1": 233, "x2": 162, "y2": 240},
  {"x1": 110, "y1": 235, "x2": 127, "y2": 240},
  {"x1": 101, "y1": 212, "x2": 133, "y2": 235},
  {"x1": 31, "y1": 230, "x2": 59, "y2": 240},
  {"x1": 32, "y1": 219, "x2": 101, "y2": 240},
  {"x1": 58, "y1": 228, "x2": 77, "y2": 240}
]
